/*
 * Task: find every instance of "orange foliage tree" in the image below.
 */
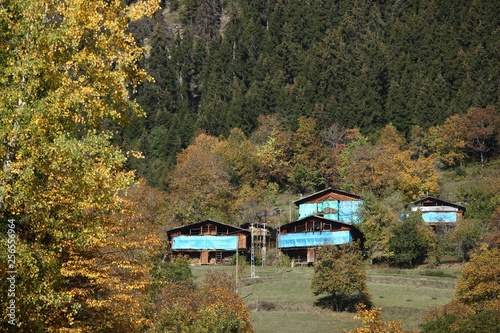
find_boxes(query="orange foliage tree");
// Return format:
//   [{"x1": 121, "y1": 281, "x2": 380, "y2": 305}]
[
  {"x1": 426, "y1": 105, "x2": 500, "y2": 168},
  {"x1": 462, "y1": 105, "x2": 500, "y2": 167},
  {"x1": 344, "y1": 124, "x2": 438, "y2": 200},
  {"x1": 148, "y1": 271, "x2": 254, "y2": 333},
  {"x1": 455, "y1": 246, "x2": 500, "y2": 312},
  {"x1": 166, "y1": 133, "x2": 235, "y2": 224}
]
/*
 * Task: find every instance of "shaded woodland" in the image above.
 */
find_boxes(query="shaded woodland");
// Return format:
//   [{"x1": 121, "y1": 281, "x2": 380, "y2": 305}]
[{"x1": 122, "y1": 0, "x2": 500, "y2": 188}]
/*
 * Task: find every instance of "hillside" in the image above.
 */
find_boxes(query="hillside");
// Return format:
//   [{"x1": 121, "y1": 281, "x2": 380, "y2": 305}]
[
  {"x1": 191, "y1": 264, "x2": 461, "y2": 332},
  {"x1": 122, "y1": 0, "x2": 500, "y2": 188},
  {"x1": 1, "y1": 1, "x2": 497, "y2": 332}
]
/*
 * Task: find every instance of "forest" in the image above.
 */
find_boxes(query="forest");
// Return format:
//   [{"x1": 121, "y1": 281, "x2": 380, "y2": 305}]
[
  {"x1": 122, "y1": 0, "x2": 499, "y2": 188},
  {"x1": 0, "y1": 0, "x2": 499, "y2": 332}
]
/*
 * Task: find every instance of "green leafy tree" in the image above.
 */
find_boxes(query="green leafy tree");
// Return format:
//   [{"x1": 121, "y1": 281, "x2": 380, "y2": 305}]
[
  {"x1": 151, "y1": 254, "x2": 194, "y2": 285},
  {"x1": 388, "y1": 213, "x2": 433, "y2": 267},
  {"x1": 452, "y1": 178, "x2": 500, "y2": 260},
  {"x1": 452, "y1": 217, "x2": 488, "y2": 262},
  {"x1": 358, "y1": 192, "x2": 401, "y2": 261},
  {"x1": 311, "y1": 243, "x2": 370, "y2": 312}
]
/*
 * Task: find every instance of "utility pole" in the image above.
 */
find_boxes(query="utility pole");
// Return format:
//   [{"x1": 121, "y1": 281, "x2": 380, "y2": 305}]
[
  {"x1": 250, "y1": 223, "x2": 256, "y2": 278},
  {"x1": 262, "y1": 222, "x2": 267, "y2": 266},
  {"x1": 235, "y1": 248, "x2": 240, "y2": 292}
]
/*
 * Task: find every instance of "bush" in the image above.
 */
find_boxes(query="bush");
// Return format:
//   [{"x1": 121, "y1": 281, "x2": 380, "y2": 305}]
[
  {"x1": 421, "y1": 309, "x2": 500, "y2": 333},
  {"x1": 249, "y1": 301, "x2": 276, "y2": 311},
  {"x1": 148, "y1": 271, "x2": 254, "y2": 333},
  {"x1": 346, "y1": 303, "x2": 411, "y2": 333},
  {"x1": 262, "y1": 248, "x2": 291, "y2": 268}
]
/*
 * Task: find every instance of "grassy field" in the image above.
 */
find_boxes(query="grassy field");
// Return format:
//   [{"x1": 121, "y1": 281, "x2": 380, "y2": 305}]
[{"x1": 192, "y1": 263, "x2": 461, "y2": 333}]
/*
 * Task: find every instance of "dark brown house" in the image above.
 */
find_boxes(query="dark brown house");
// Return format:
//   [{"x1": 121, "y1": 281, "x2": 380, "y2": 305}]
[
  {"x1": 278, "y1": 215, "x2": 364, "y2": 264},
  {"x1": 167, "y1": 220, "x2": 250, "y2": 265}
]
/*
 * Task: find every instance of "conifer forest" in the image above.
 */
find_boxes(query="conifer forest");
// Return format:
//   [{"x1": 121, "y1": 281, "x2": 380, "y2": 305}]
[{"x1": 124, "y1": 0, "x2": 499, "y2": 188}]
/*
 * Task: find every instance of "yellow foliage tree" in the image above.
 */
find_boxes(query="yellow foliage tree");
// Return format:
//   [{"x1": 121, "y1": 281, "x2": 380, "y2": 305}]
[
  {"x1": 455, "y1": 247, "x2": 500, "y2": 312},
  {"x1": 218, "y1": 128, "x2": 261, "y2": 187},
  {"x1": 0, "y1": 0, "x2": 159, "y2": 331},
  {"x1": 255, "y1": 125, "x2": 293, "y2": 188},
  {"x1": 426, "y1": 114, "x2": 467, "y2": 167},
  {"x1": 346, "y1": 303, "x2": 416, "y2": 333},
  {"x1": 421, "y1": 247, "x2": 500, "y2": 332}
]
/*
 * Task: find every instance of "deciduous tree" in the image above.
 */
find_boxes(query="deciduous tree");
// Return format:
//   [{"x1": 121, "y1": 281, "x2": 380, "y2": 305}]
[
  {"x1": 167, "y1": 133, "x2": 235, "y2": 224},
  {"x1": 344, "y1": 124, "x2": 438, "y2": 200},
  {"x1": 388, "y1": 213, "x2": 433, "y2": 267},
  {"x1": 455, "y1": 247, "x2": 500, "y2": 312},
  {"x1": 148, "y1": 271, "x2": 254, "y2": 333},
  {"x1": 0, "y1": 0, "x2": 159, "y2": 331},
  {"x1": 426, "y1": 114, "x2": 467, "y2": 167},
  {"x1": 311, "y1": 243, "x2": 370, "y2": 312},
  {"x1": 421, "y1": 247, "x2": 500, "y2": 333},
  {"x1": 358, "y1": 192, "x2": 400, "y2": 261},
  {"x1": 289, "y1": 117, "x2": 326, "y2": 192},
  {"x1": 255, "y1": 125, "x2": 293, "y2": 189},
  {"x1": 462, "y1": 105, "x2": 500, "y2": 167}
]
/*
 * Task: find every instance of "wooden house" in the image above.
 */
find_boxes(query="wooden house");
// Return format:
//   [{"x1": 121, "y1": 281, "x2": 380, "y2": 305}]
[
  {"x1": 167, "y1": 220, "x2": 250, "y2": 265},
  {"x1": 404, "y1": 196, "x2": 466, "y2": 231},
  {"x1": 294, "y1": 188, "x2": 363, "y2": 224},
  {"x1": 278, "y1": 215, "x2": 364, "y2": 264}
]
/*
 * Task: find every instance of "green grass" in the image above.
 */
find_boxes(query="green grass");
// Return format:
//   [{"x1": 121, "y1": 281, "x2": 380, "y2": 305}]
[{"x1": 191, "y1": 264, "x2": 458, "y2": 333}]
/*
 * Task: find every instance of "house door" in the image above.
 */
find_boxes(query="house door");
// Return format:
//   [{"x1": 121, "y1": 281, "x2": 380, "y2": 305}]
[
  {"x1": 200, "y1": 251, "x2": 209, "y2": 264},
  {"x1": 307, "y1": 248, "x2": 316, "y2": 263}
]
